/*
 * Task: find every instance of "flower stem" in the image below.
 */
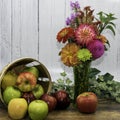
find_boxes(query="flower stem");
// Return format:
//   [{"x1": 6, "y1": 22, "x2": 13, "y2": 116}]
[{"x1": 73, "y1": 61, "x2": 91, "y2": 102}]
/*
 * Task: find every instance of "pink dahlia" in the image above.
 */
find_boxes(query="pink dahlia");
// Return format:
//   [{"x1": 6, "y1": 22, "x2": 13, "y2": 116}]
[
  {"x1": 87, "y1": 40, "x2": 105, "y2": 59},
  {"x1": 75, "y1": 24, "x2": 96, "y2": 46}
]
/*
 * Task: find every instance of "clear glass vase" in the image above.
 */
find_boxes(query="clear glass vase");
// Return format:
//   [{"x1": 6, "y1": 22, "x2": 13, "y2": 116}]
[{"x1": 73, "y1": 61, "x2": 91, "y2": 102}]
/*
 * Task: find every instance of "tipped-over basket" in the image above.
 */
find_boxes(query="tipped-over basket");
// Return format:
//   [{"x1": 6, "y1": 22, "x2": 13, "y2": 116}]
[{"x1": 0, "y1": 57, "x2": 52, "y2": 105}]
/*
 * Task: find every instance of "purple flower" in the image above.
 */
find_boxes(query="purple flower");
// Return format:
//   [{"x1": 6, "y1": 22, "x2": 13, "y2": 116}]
[
  {"x1": 66, "y1": 17, "x2": 71, "y2": 25},
  {"x1": 70, "y1": 1, "x2": 80, "y2": 10},
  {"x1": 87, "y1": 40, "x2": 105, "y2": 59},
  {"x1": 71, "y1": 13, "x2": 77, "y2": 21},
  {"x1": 66, "y1": 13, "x2": 77, "y2": 25}
]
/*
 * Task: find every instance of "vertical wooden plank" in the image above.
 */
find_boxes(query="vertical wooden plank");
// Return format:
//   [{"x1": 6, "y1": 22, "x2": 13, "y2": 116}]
[
  {"x1": 38, "y1": 0, "x2": 53, "y2": 67},
  {"x1": 0, "y1": 0, "x2": 12, "y2": 70},
  {"x1": 38, "y1": 0, "x2": 66, "y2": 81},
  {"x1": 116, "y1": 18, "x2": 120, "y2": 81},
  {"x1": 0, "y1": 1, "x2": 2, "y2": 70},
  {"x1": 50, "y1": 0, "x2": 68, "y2": 81},
  {"x1": 11, "y1": 0, "x2": 21, "y2": 60},
  {"x1": 20, "y1": 0, "x2": 39, "y2": 59}
]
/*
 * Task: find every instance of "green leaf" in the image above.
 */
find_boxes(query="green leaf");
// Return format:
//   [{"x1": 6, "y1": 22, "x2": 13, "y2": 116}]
[
  {"x1": 103, "y1": 73, "x2": 114, "y2": 81},
  {"x1": 66, "y1": 78, "x2": 73, "y2": 85},
  {"x1": 116, "y1": 97, "x2": 120, "y2": 103},
  {"x1": 106, "y1": 40, "x2": 110, "y2": 48},
  {"x1": 97, "y1": 11, "x2": 116, "y2": 35},
  {"x1": 105, "y1": 25, "x2": 116, "y2": 35},
  {"x1": 89, "y1": 68, "x2": 101, "y2": 78},
  {"x1": 107, "y1": 81, "x2": 113, "y2": 85},
  {"x1": 60, "y1": 71, "x2": 67, "y2": 77},
  {"x1": 97, "y1": 75, "x2": 104, "y2": 82},
  {"x1": 106, "y1": 13, "x2": 117, "y2": 21},
  {"x1": 108, "y1": 22, "x2": 116, "y2": 28},
  {"x1": 57, "y1": 79, "x2": 64, "y2": 84}
]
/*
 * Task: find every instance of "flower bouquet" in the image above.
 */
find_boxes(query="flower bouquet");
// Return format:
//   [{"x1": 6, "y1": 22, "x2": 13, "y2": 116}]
[{"x1": 56, "y1": 1, "x2": 116, "y2": 101}]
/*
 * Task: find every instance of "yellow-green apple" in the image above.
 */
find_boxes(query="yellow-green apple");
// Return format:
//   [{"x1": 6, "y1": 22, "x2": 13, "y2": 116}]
[
  {"x1": 16, "y1": 72, "x2": 37, "y2": 92},
  {"x1": 53, "y1": 90, "x2": 70, "y2": 110},
  {"x1": 28, "y1": 100, "x2": 48, "y2": 120},
  {"x1": 40, "y1": 94, "x2": 57, "y2": 112},
  {"x1": 2, "y1": 71, "x2": 17, "y2": 90},
  {"x1": 3, "y1": 86, "x2": 21, "y2": 104},
  {"x1": 76, "y1": 92, "x2": 98, "y2": 113},
  {"x1": 32, "y1": 84, "x2": 44, "y2": 99},
  {"x1": 23, "y1": 66, "x2": 39, "y2": 79},
  {"x1": 8, "y1": 98, "x2": 28, "y2": 119},
  {"x1": 22, "y1": 92, "x2": 36, "y2": 104}
]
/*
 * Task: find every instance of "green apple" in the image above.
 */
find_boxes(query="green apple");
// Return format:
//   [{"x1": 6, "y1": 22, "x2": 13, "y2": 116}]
[
  {"x1": 2, "y1": 71, "x2": 18, "y2": 90},
  {"x1": 28, "y1": 100, "x2": 48, "y2": 120},
  {"x1": 3, "y1": 86, "x2": 21, "y2": 104},
  {"x1": 23, "y1": 66, "x2": 39, "y2": 79},
  {"x1": 32, "y1": 84, "x2": 44, "y2": 99},
  {"x1": 16, "y1": 72, "x2": 37, "y2": 92},
  {"x1": 8, "y1": 98, "x2": 28, "y2": 119}
]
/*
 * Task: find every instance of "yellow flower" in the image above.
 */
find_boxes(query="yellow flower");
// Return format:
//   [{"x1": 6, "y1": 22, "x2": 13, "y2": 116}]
[{"x1": 60, "y1": 43, "x2": 80, "y2": 67}]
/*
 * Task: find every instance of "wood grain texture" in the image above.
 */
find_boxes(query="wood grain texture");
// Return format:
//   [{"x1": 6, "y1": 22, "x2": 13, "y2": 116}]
[
  {"x1": 0, "y1": 0, "x2": 120, "y2": 81},
  {"x1": 0, "y1": 100, "x2": 120, "y2": 120},
  {"x1": 0, "y1": 0, "x2": 12, "y2": 70}
]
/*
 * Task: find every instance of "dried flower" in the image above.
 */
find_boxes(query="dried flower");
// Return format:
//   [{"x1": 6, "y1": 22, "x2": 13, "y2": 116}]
[{"x1": 98, "y1": 35, "x2": 107, "y2": 44}]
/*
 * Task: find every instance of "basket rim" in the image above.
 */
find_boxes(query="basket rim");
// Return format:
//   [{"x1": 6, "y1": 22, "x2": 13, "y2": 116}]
[{"x1": 0, "y1": 57, "x2": 52, "y2": 105}]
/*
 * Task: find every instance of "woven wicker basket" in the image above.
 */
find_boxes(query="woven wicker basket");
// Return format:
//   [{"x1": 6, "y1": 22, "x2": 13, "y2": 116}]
[{"x1": 0, "y1": 57, "x2": 52, "y2": 105}]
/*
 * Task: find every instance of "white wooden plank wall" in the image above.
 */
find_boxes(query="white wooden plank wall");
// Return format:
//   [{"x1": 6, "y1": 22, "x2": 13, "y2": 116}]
[{"x1": 0, "y1": 0, "x2": 120, "y2": 82}]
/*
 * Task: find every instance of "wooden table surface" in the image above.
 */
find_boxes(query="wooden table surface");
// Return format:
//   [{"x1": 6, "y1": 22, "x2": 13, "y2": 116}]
[{"x1": 0, "y1": 100, "x2": 120, "y2": 120}]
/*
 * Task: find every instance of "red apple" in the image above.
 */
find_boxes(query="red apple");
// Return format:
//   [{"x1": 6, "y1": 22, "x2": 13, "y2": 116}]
[
  {"x1": 22, "y1": 92, "x2": 36, "y2": 104},
  {"x1": 76, "y1": 92, "x2": 98, "y2": 113},
  {"x1": 40, "y1": 94, "x2": 57, "y2": 112},
  {"x1": 53, "y1": 90, "x2": 70, "y2": 110},
  {"x1": 16, "y1": 72, "x2": 37, "y2": 92},
  {"x1": 23, "y1": 66, "x2": 39, "y2": 79}
]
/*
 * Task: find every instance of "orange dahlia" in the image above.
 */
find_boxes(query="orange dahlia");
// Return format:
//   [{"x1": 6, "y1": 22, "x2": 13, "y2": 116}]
[
  {"x1": 60, "y1": 43, "x2": 80, "y2": 67},
  {"x1": 75, "y1": 24, "x2": 97, "y2": 46},
  {"x1": 56, "y1": 27, "x2": 75, "y2": 43}
]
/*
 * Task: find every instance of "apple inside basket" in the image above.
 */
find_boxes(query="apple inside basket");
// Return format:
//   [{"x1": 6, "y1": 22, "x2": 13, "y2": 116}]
[{"x1": 0, "y1": 57, "x2": 52, "y2": 106}]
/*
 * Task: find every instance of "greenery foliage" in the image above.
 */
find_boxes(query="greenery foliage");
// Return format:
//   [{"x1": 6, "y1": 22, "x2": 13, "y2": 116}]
[
  {"x1": 89, "y1": 69, "x2": 120, "y2": 103},
  {"x1": 52, "y1": 69, "x2": 120, "y2": 103},
  {"x1": 51, "y1": 72, "x2": 74, "y2": 101},
  {"x1": 97, "y1": 12, "x2": 117, "y2": 35}
]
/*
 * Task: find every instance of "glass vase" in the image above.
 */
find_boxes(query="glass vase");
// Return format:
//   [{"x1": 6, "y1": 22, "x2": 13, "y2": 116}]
[{"x1": 73, "y1": 61, "x2": 91, "y2": 102}]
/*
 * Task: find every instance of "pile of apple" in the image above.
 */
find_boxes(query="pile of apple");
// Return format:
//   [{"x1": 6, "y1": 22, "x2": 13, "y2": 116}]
[{"x1": 1, "y1": 66, "x2": 71, "y2": 120}]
